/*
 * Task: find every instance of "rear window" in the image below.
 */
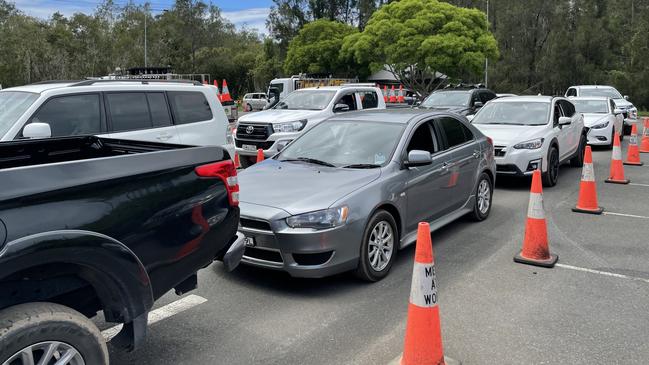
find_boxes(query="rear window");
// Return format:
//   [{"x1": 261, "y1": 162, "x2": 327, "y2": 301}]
[{"x1": 168, "y1": 91, "x2": 213, "y2": 124}]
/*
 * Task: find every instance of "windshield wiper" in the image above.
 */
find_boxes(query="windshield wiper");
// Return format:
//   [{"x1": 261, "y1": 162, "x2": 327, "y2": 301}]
[
  {"x1": 342, "y1": 163, "x2": 381, "y2": 169},
  {"x1": 280, "y1": 157, "x2": 335, "y2": 167}
]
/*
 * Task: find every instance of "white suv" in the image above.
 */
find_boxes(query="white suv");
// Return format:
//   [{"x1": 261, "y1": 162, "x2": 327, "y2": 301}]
[
  {"x1": 565, "y1": 85, "x2": 637, "y2": 134},
  {"x1": 234, "y1": 85, "x2": 386, "y2": 167},
  {"x1": 471, "y1": 96, "x2": 586, "y2": 187},
  {"x1": 242, "y1": 92, "x2": 269, "y2": 111},
  {"x1": 0, "y1": 80, "x2": 234, "y2": 156}
]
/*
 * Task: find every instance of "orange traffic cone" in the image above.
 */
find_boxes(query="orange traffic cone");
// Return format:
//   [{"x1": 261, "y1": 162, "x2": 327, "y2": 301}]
[
  {"x1": 256, "y1": 148, "x2": 264, "y2": 163},
  {"x1": 389, "y1": 85, "x2": 397, "y2": 103},
  {"x1": 401, "y1": 222, "x2": 446, "y2": 365},
  {"x1": 624, "y1": 123, "x2": 643, "y2": 166},
  {"x1": 572, "y1": 146, "x2": 603, "y2": 215},
  {"x1": 605, "y1": 132, "x2": 630, "y2": 184},
  {"x1": 639, "y1": 117, "x2": 649, "y2": 153},
  {"x1": 398, "y1": 85, "x2": 405, "y2": 103},
  {"x1": 514, "y1": 170, "x2": 558, "y2": 268},
  {"x1": 221, "y1": 80, "x2": 233, "y2": 102},
  {"x1": 233, "y1": 152, "x2": 241, "y2": 169},
  {"x1": 213, "y1": 80, "x2": 222, "y2": 102},
  {"x1": 383, "y1": 85, "x2": 388, "y2": 103}
]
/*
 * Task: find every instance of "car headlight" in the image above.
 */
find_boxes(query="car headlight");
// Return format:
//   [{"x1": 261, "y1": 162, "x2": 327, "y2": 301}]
[
  {"x1": 591, "y1": 121, "x2": 609, "y2": 129},
  {"x1": 286, "y1": 206, "x2": 349, "y2": 229},
  {"x1": 630, "y1": 108, "x2": 638, "y2": 119},
  {"x1": 513, "y1": 138, "x2": 544, "y2": 149},
  {"x1": 273, "y1": 119, "x2": 307, "y2": 133}
]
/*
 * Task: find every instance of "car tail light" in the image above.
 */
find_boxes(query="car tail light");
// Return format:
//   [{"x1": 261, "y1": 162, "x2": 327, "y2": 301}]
[
  {"x1": 195, "y1": 160, "x2": 239, "y2": 206},
  {"x1": 486, "y1": 136, "x2": 493, "y2": 146}
]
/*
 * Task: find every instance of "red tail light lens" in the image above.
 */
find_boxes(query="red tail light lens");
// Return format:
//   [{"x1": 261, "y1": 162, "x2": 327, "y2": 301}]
[
  {"x1": 486, "y1": 136, "x2": 493, "y2": 146},
  {"x1": 195, "y1": 160, "x2": 239, "y2": 206}
]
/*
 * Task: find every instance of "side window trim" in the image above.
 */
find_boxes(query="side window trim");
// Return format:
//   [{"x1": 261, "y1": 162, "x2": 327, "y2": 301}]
[{"x1": 19, "y1": 92, "x2": 105, "y2": 139}]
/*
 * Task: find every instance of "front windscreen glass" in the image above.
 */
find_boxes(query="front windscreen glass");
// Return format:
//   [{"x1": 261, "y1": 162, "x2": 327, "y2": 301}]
[
  {"x1": 273, "y1": 90, "x2": 336, "y2": 110},
  {"x1": 0, "y1": 91, "x2": 39, "y2": 138},
  {"x1": 572, "y1": 99, "x2": 609, "y2": 114},
  {"x1": 420, "y1": 91, "x2": 470, "y2": 108},
  {"x1": 472, "y1": 101, "x2": 550, "y2": 126},
  {"x1": 579, "y1": 88, "x2": 623, "y2": 99}
]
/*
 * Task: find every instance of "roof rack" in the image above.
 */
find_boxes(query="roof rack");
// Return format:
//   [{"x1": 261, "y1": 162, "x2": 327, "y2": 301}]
[
  {"x1": 29, "y1": 80, "x2": 82, "y2": 85},
  {"x1": 71, "y1": 79, "x2": 203, "y2": 87}
]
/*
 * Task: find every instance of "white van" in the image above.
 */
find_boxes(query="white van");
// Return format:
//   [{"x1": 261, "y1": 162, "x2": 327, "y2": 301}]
[{"x1": 0, "y1": 80, "x2": 234, "y2": 156}]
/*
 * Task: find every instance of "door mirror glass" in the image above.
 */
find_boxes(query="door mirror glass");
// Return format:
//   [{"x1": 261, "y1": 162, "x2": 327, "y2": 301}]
[
  {"x1": 23, "y1": 122, "x2": 52, "y2": 139},
  {"x1": 405, "y1": 150, "x2": 432, "y2": 167},
  {"x1": 558, "y1": 116, "x2": 572, "y2": 125},
  {"x1": 334, "y1": 103, "x2": 350, "y2": 112},
  {"x1": 624, "y1": 95, "x2": 629, "y2": 100},
  {"x1": 474, "y1": 101, "x2": 484, "y2": 108}
]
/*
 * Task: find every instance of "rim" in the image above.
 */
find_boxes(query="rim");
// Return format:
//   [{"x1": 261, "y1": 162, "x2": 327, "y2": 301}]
[
  {"x1": 477, "y1": 179, "x2": 491, "y2": 214},
  {"x1": 2, "y1": 341, "x2": 85, "y2": 365},
  {"x1": 549, "y1": 150, "x2": 559, "y2": 183},
  {"x1": 367, "y1": 221, "x2": 394, "y2": 272}
]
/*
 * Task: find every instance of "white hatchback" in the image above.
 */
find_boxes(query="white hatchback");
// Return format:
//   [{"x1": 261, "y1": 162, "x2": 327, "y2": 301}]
[
  {"x1": 0, "y1": 80, "x2": 234, "y2": 157},
  {"x1": 570, "y1": 97, "x2": 624, "y2": 148}
]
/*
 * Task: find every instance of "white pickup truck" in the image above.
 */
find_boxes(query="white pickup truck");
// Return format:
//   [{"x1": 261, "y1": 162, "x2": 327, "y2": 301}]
[{"x1": 234, "y1": 85, "x2": 386, "y2": 167}]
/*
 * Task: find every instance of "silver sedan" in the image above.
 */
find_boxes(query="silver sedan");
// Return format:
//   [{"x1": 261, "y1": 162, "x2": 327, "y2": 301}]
[{"x1": 237, "y1": 109, "x2": 496, "y2": 281}]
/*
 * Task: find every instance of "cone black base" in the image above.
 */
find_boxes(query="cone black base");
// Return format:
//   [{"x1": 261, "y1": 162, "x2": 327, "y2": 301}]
[
  {"x1": 623, "y1": 161, "x2": 644, "y2": 166},
  {"x1": 572, "y1": 206, "x2": 604, "y2": 215},
  {"x1": 514, "y1": 252, "x2": 558, "y2": 268},
  {"x1": 605, "y1": 178, "x2": 630, "y2": 184}
]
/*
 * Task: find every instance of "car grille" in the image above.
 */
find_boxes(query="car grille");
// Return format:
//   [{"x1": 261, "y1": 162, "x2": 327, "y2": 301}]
[
  {"x1": 240, "y1": 218, "x2": 272, "y2": 232},
  {"x1": 235, "y1": 140, "x2": 274, "y2": 150},
  {"x1": 496, "y1": 164, "x2": 520, "y2": 174},
  {"x1": 494, "y1": 145, "x2": 507, "y2": 157},
  {"x1": 236, "y1": 123, "x2": 273, "y2": 140},
  {"x1": 244, "y1": 247, "x2": 283, "y2": 263}
]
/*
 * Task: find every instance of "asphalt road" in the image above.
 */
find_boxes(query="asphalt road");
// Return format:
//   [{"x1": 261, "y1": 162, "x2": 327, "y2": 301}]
[{"x1": 107, "y1": 138, "x2": 649, "y2": 365}]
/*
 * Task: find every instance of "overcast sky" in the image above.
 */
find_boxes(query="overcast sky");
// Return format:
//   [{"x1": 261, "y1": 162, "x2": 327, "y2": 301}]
[{"x1": 12, "y1": 0, "x2": 271, "y2": 33}]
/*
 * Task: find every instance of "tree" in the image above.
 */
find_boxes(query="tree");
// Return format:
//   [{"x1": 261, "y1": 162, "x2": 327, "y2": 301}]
[
  {"x1": 284, "y1": 19, "x2": 359, "y2": 76},
  {"x1": 341, "y1": 0, "x2": 499, "y2": 97}
]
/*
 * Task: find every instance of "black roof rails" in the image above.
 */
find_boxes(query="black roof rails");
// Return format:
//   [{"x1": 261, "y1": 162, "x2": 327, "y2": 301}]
[
  {"x1": 71, "y1": 79, "x2": 203, "y2": 87},
  {"x1": 29, "y1": 80, "x2": 82, "y2": 85}
]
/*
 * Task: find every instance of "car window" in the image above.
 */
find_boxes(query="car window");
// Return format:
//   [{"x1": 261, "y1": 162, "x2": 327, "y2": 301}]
[
  {"x1": 147, "y1": 93, "x2": 172, "y2": 127},
  {"x1": 479, "y1": 91, "x2": 496, "y2": 103},
  {"x1": 566, "y1": 88, "x2": 577, "y2": 97},
  {"x1": 252, "y1": 94, "x2": 260, "y2": 99},
  {"x1": 439, "y1": 117, "x2": 472, "y2": 148},
  {"x1": 360, "y1": 91, "x2": 379, "y2": 109},
  {"x1": 553, "y1": 103, "x2": 561, "y2": 125},
  {"x1": 106, "y1": 93, "x2": 150, "y2": 132},
  {"x1": 610, "y1": 99, "x2": 616, "y2": 112},
  {"x1": 471, "y1": 92, "x2": 481, "y2": 105},
  {"x1": 244, "y1": 94, "x2": 251, "y2": 99},
  {"x1": 406, "y1": 122, "x2": 437, "y2": 154},
  {"x1": 30, "y1": 94, "x2": 101, "y2": 137},
  {"x1": 168, "y1": 91, "x2": 213, "y2": 124},
  {"x1": 335, "y1": 92, "x2": 358, "y2": 111},
  {"x1": 558, "y1": 100, "x2": 576, "y2": 117}
]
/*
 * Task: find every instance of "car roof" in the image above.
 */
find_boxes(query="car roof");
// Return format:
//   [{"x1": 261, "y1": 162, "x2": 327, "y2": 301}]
[
  {"x1": 490, "y1": 95, "x2": 554, "y2": 103},
  {"x1": 573, "y1": 85, "x2": 615, "y2": 89},
  {"x1": 5, "y1": 82, "x2": 77, "y2": 93},
  {"x1": 3, "y1": 80, "x2": 207, "y2": 94},
  {"x1": 326, "y1": 109, "x2": 449, "y2": 124}
]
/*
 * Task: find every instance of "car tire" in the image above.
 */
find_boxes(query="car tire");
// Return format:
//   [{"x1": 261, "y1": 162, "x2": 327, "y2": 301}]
[
  {"x1": 542, "y1": 146, "x2": 559, "y2": 187},
  {"x1": 355, "y1": 210, "x2": 398, "y2": 282},
  {"x1": 570, "y1": 134, "x2": 586, "y2": 167},
  {"x1": 0, "y1": 302, "x2": 109, "y2": 365},
  {"x1": 470, "y1": 172, "x2": 493, "y2": 221}
]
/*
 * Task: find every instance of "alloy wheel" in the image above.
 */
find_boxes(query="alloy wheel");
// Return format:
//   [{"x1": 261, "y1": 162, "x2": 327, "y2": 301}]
[
  {"x1": 2, "y1": 341, "x2": 85, "y2": 365},
  {"x1": 367, "y1": 221, "x2": 394, "y2": 272},
  {"x1": 477, "y1": 179, "x2": 491, "y2": 215}
]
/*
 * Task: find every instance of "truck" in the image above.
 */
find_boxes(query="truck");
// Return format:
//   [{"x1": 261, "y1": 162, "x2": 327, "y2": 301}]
[
  {"x1": 267, "y1": 74, "x2": 359, "y2": 103},
  {"x1": 0, "y1": 136, "x2": 244, "y2": 364},
  {"x1": 235, "y1": 84, "x2": 386, "y2": 167}
]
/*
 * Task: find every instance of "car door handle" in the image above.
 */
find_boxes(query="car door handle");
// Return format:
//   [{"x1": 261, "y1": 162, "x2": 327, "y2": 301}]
[
  {"x1": 441, "y1": 162, "x2": 452, "y2": 170},
  {"x1": 472, "y1": 150, "x2": 481, "y2": 159},
  {"x1": 156, "y1": 133, "x2": 172, "y2": 141}
]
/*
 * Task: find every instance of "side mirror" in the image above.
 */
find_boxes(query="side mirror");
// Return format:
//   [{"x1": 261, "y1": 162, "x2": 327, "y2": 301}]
[
  {"x1": 334, "y1": 103, "x2": 350, "y2": 112},
  {"x1": 613, "y1": 108, "x2": 623, "y2": 115},
  {"x1": 474, "y1": 101, "x2": 484, "y2": 108},
  {"x1": 624, "y1": 95, "x2": 629, "y2": 100},
  {"x1": 414, "y1": 100, "x2": 422, "y2": 107},
  {"x1": 404, "y1": 150, "x2": 432, "y2": 168},
  {"x1": 23, "y1": 122, "x2": 52, "y2": 139},
  {"x1": 558, "y1": 116, "x2": 572, "y2": 126}
]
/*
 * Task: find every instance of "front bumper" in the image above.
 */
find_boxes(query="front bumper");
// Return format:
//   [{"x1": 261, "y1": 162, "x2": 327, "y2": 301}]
[
  {"x1": 237, "y1": 216, "x2": 363, "y2": 278},
  {"x1": 222, "y1": 232, "x2": 245, "y2": 271},
  {"x1": 494, "y1": 145, "x2": 544, "y2": 176},
  {"x1": 235, "y1": 131, "x2": 302, "y2": 157},
  {"x1": 587, "y1": 126, "x2": 613, "y2": 145}
]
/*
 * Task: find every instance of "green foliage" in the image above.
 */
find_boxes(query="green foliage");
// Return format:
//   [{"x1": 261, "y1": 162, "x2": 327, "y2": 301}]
[
  {"x1": 342, "y1": 0, "x2": 499, "y2": 96},
  {"x1": 284, "y1": 19, "x2": 359, "y2": 75}
]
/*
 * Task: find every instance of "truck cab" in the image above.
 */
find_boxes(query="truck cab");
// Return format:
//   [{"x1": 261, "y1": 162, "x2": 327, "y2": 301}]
[
  {"x1": 235, "y1": 85, "x2": 386, "y2": 167},
  {"x1": 267, "y1": 75, "x2": 359, "y2": 101}
]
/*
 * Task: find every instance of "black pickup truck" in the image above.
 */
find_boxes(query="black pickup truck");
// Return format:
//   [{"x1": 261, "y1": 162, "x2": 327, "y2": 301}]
[{"x1": 0, "y1": 136, "x2": 244, "y2": 364}]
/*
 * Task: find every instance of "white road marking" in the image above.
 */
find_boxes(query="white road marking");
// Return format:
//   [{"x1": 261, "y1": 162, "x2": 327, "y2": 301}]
[
  {"x1": 557, "y1": 263, "x2": 649, "y2": 284},
  {"x1": 101, "y1": 294, "x2": 208, "y2": 340},
  {"x1": 603, "y1": 211, "x2": 649, "y2": 219},
  {"x1": 629, "y1": 182, "x2": 649, "y2": 187}
]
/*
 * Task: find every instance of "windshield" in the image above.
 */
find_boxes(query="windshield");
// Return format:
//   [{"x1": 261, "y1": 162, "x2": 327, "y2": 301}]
[
  {"x1": 0, "y1": 91, "x2": 39, "y2": 138},
  {"x1": 277, "y1": 120, "x2": 405, "y2": 167},
  {"x1": 572, "y1": 99, "x2": 609, "y2": 114},
  {"x1": 420, "y1": 91, "x2": 470, "y2": 108},
  {"x1": 580, "y1": 88, "x2": 623, "y2": 99},
  {"x1": 472, "y1": 101, "x2": 550, "y2": 126},
  {"x1": 273, "y1": 90, "x2": 335, "y2": 110}
]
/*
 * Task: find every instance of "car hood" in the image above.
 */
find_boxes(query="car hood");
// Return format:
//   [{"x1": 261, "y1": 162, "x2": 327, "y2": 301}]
[
  {"x1": 613, "y1": 99, "x2": 634, "y2": 108},
  {"x1": 238, "y1": 159, "x2": 380, "y2": 215},
  {"x1": 582, "y1": 113, "x2": 609, "y2": 127},
  {"x1": 472, "y1": 124, "x2": 547, "y2": 146},
  {"x1": 237, "y1": 109, "x2": 323, "y2": 123}
]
